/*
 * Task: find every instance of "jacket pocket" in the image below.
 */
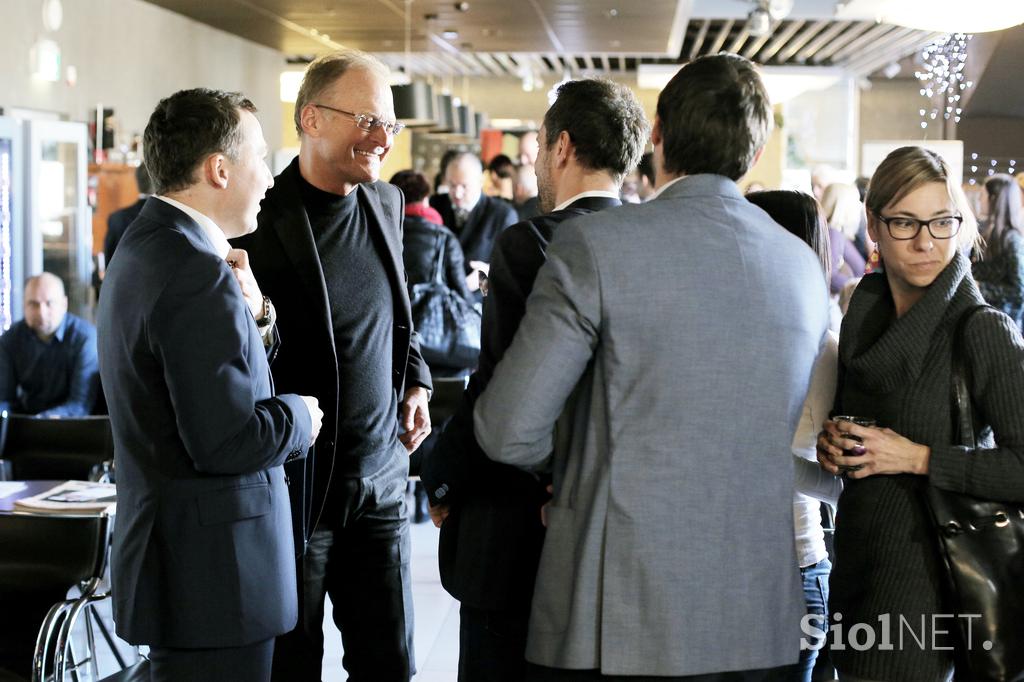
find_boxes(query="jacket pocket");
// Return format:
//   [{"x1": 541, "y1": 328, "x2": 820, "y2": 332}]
[{"x1": 195, "y1": 482, "x2": 271, "y2": 526}]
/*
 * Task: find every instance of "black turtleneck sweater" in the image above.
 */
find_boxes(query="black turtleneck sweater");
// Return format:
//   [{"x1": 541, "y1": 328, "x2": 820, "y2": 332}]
[
  {"x1": 830, "y1": 251, "x2": 1024, "y2": 681},
  {"x1": 298, "y1": 177, "x2": 399, "y2": 482}
]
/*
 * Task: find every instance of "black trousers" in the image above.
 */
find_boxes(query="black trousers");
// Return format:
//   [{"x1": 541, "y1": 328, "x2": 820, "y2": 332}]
[
  {"x1": 271, "y1": 452, "x2": 414, "y2": 682},
  {"x1": 459, "y1": 602, "x2": 533, "y2": 682},
  {"x1": 149, "y1": 637, "x2": 274, "y2": 682},
  {"x1": 526, "y1": 663, "x2": 801, "y2": 682}
]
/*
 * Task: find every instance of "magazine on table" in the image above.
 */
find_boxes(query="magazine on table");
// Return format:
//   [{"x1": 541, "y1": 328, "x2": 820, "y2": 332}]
[{"x1": 13, "y1": 480, "x2": 117, "y2": 513}]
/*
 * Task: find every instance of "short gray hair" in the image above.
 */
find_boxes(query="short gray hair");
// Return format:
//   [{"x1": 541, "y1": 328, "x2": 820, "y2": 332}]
[{"x1": 294, "y1": 50, "x2": 390, "y2": 136}]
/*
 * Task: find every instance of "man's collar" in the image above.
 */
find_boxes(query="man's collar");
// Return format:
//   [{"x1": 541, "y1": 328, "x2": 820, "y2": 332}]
[
  {"x1": 155, "y1": 196, "x2": 231, "y2": 259},
  {"x1": 650, "y1": 175, "x2": 688, "y2": 201},
  {"x1": 553, "y1": 190, "x2": 621, "y2": 212},
  {"x1": 52, "y1": 314, "x2": 69, "y2": 343}
]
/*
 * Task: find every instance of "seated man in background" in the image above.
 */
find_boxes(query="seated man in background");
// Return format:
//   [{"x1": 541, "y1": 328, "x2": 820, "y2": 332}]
[{"x1": 0, "y1": 272, "x2": 98, "y2": 417}]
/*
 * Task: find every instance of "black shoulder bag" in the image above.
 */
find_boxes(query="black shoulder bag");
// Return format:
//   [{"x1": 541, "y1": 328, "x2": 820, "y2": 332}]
[
  {"x1": 925, "y1": 304, "x2": 1024, "y2": 681},
  {"x1": 409, "y1": 233, "x2": 482, "y2": 370}
]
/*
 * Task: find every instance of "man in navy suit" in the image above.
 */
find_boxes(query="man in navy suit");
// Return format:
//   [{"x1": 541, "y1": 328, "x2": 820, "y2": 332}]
[
  {"x1": 97, "y1": 88, "x2": 323, "y2": 682},
  {"x1": 421, "y1": 78, "x2": 649, "y2": 681}
]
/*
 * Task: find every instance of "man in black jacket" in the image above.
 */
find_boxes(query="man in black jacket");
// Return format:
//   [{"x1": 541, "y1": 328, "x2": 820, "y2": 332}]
[
  {"x1": 430, "y1": 152, "x2": 518, "y2": 278},
  {"x1": 232, "y1": 51, "x2": 432, "y2": 682},
  {"x1": 420, "y1": 78, "x2": 648, "y2": 682},
  {"x1": 103, "y1": 162, "x2": 152, "y2": 265}
]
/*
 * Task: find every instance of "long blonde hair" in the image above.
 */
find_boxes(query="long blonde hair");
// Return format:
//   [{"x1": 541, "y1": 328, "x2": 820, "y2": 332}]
[
  {"x1": 865, "y1": 146, "x2": 980, "y2": 252},
  {"x1": 820, "y1": 183, "x2": 863, "y2": 241}
]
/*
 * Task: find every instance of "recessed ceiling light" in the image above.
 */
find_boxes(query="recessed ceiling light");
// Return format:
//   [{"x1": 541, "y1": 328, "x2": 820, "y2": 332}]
[{"x1": 442, "y1": 29, "x2": 459, "y2": 40}]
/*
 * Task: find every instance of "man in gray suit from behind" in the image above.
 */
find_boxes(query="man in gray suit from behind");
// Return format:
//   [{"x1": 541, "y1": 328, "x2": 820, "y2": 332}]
[
  {"x1": 98, "y1": 89, "x2": 323, "y2": 681},
  {"x1": 474, "y1": 54, "x2": 830, "y2": 681}
]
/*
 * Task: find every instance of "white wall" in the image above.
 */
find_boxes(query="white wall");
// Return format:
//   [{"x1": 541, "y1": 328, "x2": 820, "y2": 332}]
[{"x1": 0, "y1": 0, "x2": 285, "y2": 150}]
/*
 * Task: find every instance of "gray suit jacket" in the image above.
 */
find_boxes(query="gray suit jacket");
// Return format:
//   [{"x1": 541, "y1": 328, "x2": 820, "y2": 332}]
[{"x1": 474, "y1": 175, "x2": 830, "y2": 676}]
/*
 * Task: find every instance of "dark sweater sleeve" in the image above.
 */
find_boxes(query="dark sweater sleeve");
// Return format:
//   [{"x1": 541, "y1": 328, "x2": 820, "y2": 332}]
[
  {"x1": 929, "y1": 308, "x2": 1024, "y2": 501},
  {"x1": 975, "y1": 235, "x2": 1024, "y2": 325}
]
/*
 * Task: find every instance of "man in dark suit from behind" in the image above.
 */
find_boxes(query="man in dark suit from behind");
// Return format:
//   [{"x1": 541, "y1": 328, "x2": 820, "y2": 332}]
[
  {"x1": 430, "y1": 151, "x2": 518, "y2": 282},
  {"x1": 97, "y1": 88, "x2": 323, "y2": 682},
  {"x1": 103, "y1": 161, "x2": 152, "y2": 265},
  {"x1": 420, "y1": 78, "x2": 649, "y2": 682},
  {"x1": 232, "y1": 50, "x2": 433, "y2": 682}
]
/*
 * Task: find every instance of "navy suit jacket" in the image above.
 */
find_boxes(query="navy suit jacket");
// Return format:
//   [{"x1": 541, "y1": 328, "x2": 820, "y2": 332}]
[
  {"x1": 97, "y1": 198, "x2": 312, "y2": 648},
  {"x1": 232, "y1": 159, "x2": 432, "y2": 545},
  {"x1": 421, "y1": 195, "x2": 620, "y2": 610}
]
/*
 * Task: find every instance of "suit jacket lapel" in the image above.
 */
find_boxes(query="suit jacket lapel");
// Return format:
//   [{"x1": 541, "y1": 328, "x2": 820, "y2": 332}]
[
  {"x1": 359, "y1": 183, "x2": 411, "y2": 322},
  {"x1": 266, "y1": 163, "x2": 336, "y2": 349}
]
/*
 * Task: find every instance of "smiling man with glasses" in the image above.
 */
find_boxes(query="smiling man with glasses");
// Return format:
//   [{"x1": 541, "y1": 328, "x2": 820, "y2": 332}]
[{"x1": 232, "y1": 50, "x2": 432, "y2": 682}]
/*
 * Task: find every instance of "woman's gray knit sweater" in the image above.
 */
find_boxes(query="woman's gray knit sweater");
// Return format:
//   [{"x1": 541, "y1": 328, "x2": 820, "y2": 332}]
[{"x1": 830, "y1": 251, "x2": 1024, "y2": 682}]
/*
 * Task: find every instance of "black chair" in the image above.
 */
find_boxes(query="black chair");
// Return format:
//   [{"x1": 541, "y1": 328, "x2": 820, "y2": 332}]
[
  {"x1": 0, "y1": 415, "x2": 114, "y2": 481},
  {"x1": 0, "y1": 510, "x2": 132, "y2": 681}
]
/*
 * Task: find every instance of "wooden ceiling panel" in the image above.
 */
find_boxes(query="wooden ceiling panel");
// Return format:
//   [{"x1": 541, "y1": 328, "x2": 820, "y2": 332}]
[{"x1": 142, "y1": 0, "x2": 942, "y2": 79}]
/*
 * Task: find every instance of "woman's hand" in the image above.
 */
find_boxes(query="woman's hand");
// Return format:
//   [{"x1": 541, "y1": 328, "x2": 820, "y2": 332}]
[{"x1": 816, "y1": 419, "x2": 931, "y2": 479}]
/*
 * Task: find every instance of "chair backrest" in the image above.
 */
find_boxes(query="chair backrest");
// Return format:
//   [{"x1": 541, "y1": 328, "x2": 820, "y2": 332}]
[
  {"x1": 0, "y1": 512, "x2": 110, "y2": 595},
  {"x1": 0, "y1": 415, "x2": 114, "y2": 480}
]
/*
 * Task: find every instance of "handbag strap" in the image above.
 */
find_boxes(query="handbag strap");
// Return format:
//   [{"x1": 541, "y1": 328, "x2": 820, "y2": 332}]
[
  {"x1": 950, "y1": 304, "x2": 991, "y2": 449},
  {"x1": 431, "y1": 232, "x2": 446, "y2": 285}
]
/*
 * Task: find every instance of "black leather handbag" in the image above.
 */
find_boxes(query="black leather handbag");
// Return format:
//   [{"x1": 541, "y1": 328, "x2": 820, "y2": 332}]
[
  {"x1": 409, "y1": 234, "x2": 481, "y2": 370},
  {"x1": 924, "y1": 304, "x2": 1024, "y2": 681}
]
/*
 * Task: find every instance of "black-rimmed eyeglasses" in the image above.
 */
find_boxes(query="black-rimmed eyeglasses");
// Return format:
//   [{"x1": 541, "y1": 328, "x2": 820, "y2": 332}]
[
  {"x1": 876, "y1": 214, "x2": 963, "y2": 240},
  {"x1": 313, "y1": 104, "x2": 405, "y2": 137}
]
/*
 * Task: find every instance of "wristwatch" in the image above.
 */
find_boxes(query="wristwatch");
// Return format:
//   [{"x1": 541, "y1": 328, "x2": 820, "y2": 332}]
[{"x1": 256, "y1": 296, "x2": 275, "y2": 328}]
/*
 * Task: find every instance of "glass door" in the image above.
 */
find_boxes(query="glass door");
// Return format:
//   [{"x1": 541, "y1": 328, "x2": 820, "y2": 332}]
[
  {"x1": 0, "y1": 117, "x2": 24, "y2": 331},
  {"x1": 24, "y1": 119, "x2": 91, "y2": 318}
]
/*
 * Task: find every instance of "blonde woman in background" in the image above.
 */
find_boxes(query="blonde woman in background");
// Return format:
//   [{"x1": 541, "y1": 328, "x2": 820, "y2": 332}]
[{"x1": 821, "y1": 183, "x2": 867, "y2": 295}]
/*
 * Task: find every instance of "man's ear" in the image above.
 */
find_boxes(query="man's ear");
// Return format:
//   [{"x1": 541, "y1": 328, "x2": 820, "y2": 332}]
[
  {"x1": 555, "y1": 130, "x2": 573, "y2": 167},
  {"x1": 651, "y1": 116, "x2": 662, "y2": 146},
  {"x1": 203, "y1": 154, "x2": 229, "y2": 190},
  {"x1": 299, "y1": 104, "x2": 320, "y2": 138}
]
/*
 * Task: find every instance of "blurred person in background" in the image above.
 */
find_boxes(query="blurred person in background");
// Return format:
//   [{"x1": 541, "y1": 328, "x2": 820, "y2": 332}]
[
  {"x1": 0, "y1": 272, "x2": 98, "y2": 417},
  {"x1": 487, "y1": 154, "x2": 516, "y2": 201},
  {"x1": 747, "y1": 189, "x2": 844, "y2": 682},
  {"x1": 431, "y1": 152, "x2": 519, "y2": 287},
  {"x1": 513, "y1": 163, "x2": 541, "y2": 220},
  {"x1": 821, "y1": 183, "x2": 866, "y2": 295},
  {"x1": 972, "y1": 173, "x2": 1024, "y2": 329}
]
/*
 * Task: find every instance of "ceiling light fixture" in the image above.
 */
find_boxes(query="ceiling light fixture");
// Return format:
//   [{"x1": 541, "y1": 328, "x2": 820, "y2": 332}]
[
  {"x1": 837, "y1": 0, "x2": 1024, "y2": 33},
  {"x1": 392, "y1": 0, "x2": 437, "y2": 126}
]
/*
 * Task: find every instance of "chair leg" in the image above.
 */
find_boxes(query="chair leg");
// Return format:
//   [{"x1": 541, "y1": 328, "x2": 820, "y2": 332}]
[
  {"x1": 92, "y1": 603, "x2": 128, "y2": 669},
  {"x1": 84, "y1": 605, "x2": 99, "y2": 681},
  {"x1": 33, "y1": 600, "x2": 72, "y2": 682},
  {"x1": 54, "y1": 579, "x2": 101, "y2": 681}
]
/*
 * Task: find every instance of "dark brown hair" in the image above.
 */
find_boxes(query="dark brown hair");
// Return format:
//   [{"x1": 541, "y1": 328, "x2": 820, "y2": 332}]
[
  {"x1": 143, "y1": 88, "x2": 256, "y2": 195},
  {"x1": 542, "y1": 78, "x2": 648, "y2": 184},
  {"x1": 656, "y1": 53, "x2": 772, "y2": 181},
  {"x1": 982, "y1": 173, "x2": 1023, "y2": 260},
  {"x1": 746, "y1": 190, "x2": 831, "y2": 280}
]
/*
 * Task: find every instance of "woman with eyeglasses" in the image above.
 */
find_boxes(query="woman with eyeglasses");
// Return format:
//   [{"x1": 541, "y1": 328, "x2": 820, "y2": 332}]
[
  {"x1": 816, "y1": 146, "x2": 1024, "y2": 682},
  {"x1": 972, "y1": 173, "x2": 1024, "y2": 330}
]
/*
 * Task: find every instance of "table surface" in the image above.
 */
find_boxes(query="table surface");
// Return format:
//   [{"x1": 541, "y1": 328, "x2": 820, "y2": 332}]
[{"x1": 0, "y1": 480, "x2": 74, "y2": 512}]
